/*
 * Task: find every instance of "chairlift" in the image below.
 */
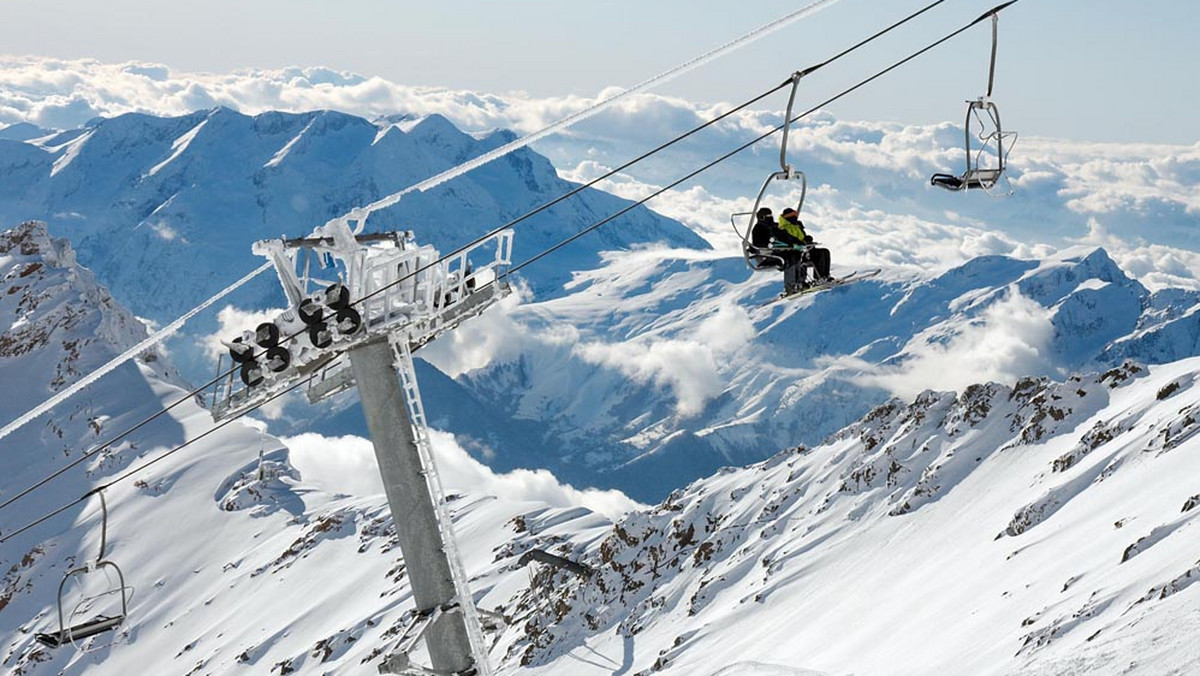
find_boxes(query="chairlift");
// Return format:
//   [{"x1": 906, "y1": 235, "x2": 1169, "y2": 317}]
[
  {"x1": 732, "y1": 71, "x2": 810, "y2": 273},
  {"x1": 930, "y1": 8, "x2": 1018, "y2": 196},
  {"x1": 35, "y1": 490, "x2": 132, "y2": 650}
]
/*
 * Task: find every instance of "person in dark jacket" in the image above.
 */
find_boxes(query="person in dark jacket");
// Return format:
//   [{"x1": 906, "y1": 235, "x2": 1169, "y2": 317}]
[
  {"x1": 750, "y1": 207, "x2": 777, "y2": 250},
  {"x1": 750, "y1": 207, "x2": 808, "y2": 293},
  {"x1": 779, "y1": 207, "x2": 831, "y2": 286}
]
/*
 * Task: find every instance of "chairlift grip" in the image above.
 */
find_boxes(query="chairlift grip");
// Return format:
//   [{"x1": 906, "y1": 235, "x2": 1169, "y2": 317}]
[
  {"x1": 779, "y1": 71, "x2": 805, "y2": 174},
  {"x1": 89, "y1": 488, "x2": 110, "y2": 563},
  {"x1": 986, "y1": 13, "x2": 999, "y2": 98}
]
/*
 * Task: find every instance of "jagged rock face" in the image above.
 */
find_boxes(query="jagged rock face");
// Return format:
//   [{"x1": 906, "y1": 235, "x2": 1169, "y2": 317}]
[
  {"x1": 505, "y1": 359, "x2": 1200, "y2": 675},
  {"x1": 0, "y1": 221, "x2": 181, "y2": 444},
  {"x1": 0, "y1": 221, "x2": 152, "y2": 371}
]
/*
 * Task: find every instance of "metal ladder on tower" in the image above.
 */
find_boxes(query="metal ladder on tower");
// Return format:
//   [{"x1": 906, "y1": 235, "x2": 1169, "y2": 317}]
[{"x1": 390, "y1": 334, "x2": 492, "y2": 676}]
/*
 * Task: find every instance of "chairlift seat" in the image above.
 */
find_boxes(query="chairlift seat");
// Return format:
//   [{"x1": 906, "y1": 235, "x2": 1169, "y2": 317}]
[
  {"x1": 745, "y1": 245, "x2": 786, "y2": 271},
  {"x1": 35, "y1": 613, "x2": 125, "y2": 649},
  {"x1": 39, "y1": 554, "x2": 131, "y2": 651},
  {"x1": 930, "y1": 168, "x2": 1002, "y2": 192},
  {"x1": 930, "y1": 12, "x2": 1017, "y2": 197},
  {"x1": 35, "y1": 614, "x2": 125, "y2": 648}
]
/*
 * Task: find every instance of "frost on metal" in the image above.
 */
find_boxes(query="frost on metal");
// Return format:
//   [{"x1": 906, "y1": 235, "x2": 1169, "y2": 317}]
[{"x1": 209, "y1": 216, "x2": 513, "y2": 421}]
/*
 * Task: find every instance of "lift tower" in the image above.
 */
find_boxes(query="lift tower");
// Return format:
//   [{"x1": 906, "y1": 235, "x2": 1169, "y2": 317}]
[{"x1": 210, "y1": 216, "x2": 513, "y2": 675}]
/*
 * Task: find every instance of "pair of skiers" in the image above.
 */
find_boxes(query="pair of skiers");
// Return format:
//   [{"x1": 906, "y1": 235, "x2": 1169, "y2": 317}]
[{"x1": 751, "y1": 207, "x2": 832, "y2": 294}]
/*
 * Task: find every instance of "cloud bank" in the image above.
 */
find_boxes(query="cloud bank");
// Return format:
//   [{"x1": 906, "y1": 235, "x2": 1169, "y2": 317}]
[
  {"x1": 4, "y1": 53, "x2": 1198, "y2": 280},
  {"x1": 576, "y1": 301, "x2": 756, "y2": 417},
  {"x1": 282, "y1": 430, "x2": 640, "y2": 519},
  {"x1": 846, "y1": 289, "x2": 1058, "y2": 401}
]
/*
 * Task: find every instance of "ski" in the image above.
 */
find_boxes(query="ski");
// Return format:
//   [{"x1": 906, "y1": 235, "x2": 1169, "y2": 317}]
[{"x1": 765, "y1": 269, "x2": 881, "y2": 305}]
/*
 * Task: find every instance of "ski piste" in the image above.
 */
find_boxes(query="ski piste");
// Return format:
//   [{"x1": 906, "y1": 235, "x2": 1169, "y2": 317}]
[{"x1": 767, "y1": 268, "x2": 881, "y2": 305}]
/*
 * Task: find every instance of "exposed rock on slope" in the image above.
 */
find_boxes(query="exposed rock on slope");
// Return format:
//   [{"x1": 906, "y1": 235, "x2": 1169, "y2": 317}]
[{"x1": 501, "y1": 359, "x2": 1200, "y2": 675}]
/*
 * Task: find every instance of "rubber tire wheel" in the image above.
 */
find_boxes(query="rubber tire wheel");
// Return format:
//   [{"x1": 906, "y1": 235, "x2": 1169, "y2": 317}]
[
  {"x1": 240, "y1": 362, "x2": 265, "y2": 388},
  {"x1": 335, "y1": 307, "x2": 362, "y2": 335},
  {"x1": 265, "y1": 346, "x2": 291, "y2": 373},
  {"x1": 299, "y1": 299, "x2": 324, "y2": 325},
  {"x1": 308, "y1": 323, "x2": 333, "y2": 349},
  {"x1": 255, "y1": 322, "x2": 280, "y2": 348},
  {"x1": 325, "y1": 283, "x2": 351, "y2": 311}
]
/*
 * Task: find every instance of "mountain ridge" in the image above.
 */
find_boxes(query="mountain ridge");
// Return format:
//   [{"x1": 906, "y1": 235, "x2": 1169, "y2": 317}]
[{"x1": 0, "y1": 107, "x2": 707, "y2": 321}]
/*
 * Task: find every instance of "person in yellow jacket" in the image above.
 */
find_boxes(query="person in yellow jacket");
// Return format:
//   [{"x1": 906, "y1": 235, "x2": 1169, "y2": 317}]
[{"x1": 777, "y1": 207, "x2": 832, "y2": 289}]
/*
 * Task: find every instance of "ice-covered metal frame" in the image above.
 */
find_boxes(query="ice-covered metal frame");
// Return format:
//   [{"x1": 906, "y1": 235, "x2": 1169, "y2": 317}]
[{"x1": 209, "y1": 218, "x2": 514, "y2": 421}]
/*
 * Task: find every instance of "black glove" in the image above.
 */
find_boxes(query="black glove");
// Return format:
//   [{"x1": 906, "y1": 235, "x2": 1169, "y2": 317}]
[{"x1": 804, "y1": 235, "x2": 814, "y2": 244}]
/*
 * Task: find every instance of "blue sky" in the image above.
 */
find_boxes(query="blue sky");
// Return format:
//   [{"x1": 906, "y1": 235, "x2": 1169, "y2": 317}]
[{"x1": 3, "y1": 0, "x2": 1197, "y2": 144}]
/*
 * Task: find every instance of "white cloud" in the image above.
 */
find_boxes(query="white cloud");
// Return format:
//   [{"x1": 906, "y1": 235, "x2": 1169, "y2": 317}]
[
  {"x1": 576, "y1": 301, "x2": 755, "y2": 417},
  {"x1": 847, "y1": 289, "x2": 1057, "y2": 401},
  {"x1": 419, "y1": 288, "x2": 531, "y2": 377},
  {"x1": 1073, "y1": 218, "x2": 1200, "y2": 292},
  {"x1": 201, "y1": 304, "x2": 287, "y2": 361},
  {"x1": 281, "y1": 430, "x2": 640, "y2": 519},
  {"x1": 150, "y1": 222, "x2": 183, "y2": 242}
]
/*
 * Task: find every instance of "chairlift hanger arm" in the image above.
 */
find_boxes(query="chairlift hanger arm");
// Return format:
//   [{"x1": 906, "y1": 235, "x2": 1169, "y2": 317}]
[
  {"x1": 972, "y1": 0, "x2": 1019, "y2": 99},
  {"x1": 779, "y1": 72, "x2": 804, "y2": 174}
]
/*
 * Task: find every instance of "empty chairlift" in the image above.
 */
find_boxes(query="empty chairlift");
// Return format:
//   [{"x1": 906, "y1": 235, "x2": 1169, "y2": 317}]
[
  {"x1": 36, "y1": 490, "x2": 132, "y2": 650},
  {"x1": 930, "y1": 4, "x2": 1019, "y2": 195}
]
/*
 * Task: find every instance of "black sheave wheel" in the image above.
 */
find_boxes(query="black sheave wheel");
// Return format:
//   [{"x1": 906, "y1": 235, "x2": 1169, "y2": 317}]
[
  {"x1": 228, "y1": 338, "x2": 254, "y2": 364},
  {"x1": 265, "y1": 346, "x2": 291, "y2": 373},
  {"x1": 335, "y1": 307, "x2": 362, "y2": 335},
  {"x1": 308, "y1": 323, "x2": 333, "y2": 349},
  {"x1": 299, "y1": 298, "x2": 324, "y2": 325},
  {"x1": 240, "y1": 362, "x2": 265, "y2": 387},
  {"x1": 255, "y1": 322, "x2": 280, "y2": 348},
  {"x1": 324, "y1": 283, "x2": 351, "y2": 311}
]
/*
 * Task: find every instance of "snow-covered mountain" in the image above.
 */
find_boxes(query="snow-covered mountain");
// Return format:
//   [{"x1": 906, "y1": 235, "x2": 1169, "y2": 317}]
[
  {"x1": 0, "y1": 107, "x2": 706, "y2": 320},
  {"x1": 3, "y1": 108, "x2": 1199, "y2": 506},
  {"x1": 504, "y1": 358, "x2": 1200, "y2": 675},
  {"x1": 445, "y1": 244, "x2": 1200, "y2": 500},
  {"x1": 7, "y1": 54, "x2": 1197, "y2": 275},
  {"x1": 3, "y1": 52, "x2": 1200, "y2": 673},
  {"x1": 0, "y1": 222, "x2": 625, "y2": 675},
  {"x1": 4, "y1": 220, "x2": 1198, "y2": 675}
]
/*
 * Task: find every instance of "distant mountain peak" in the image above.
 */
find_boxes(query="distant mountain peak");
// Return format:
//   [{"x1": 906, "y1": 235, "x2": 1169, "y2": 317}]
[
  {"x1": 0, "y1": 220, "x2": 176, "y2": 395},
  {"x1": 0, "y1": 220, "x2": 75, "y2": 268}
]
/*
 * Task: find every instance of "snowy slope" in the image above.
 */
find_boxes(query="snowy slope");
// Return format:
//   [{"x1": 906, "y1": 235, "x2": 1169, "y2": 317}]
[
  {"x1": 0, "y1": 222, "x2": 626, "y2": 675},
  {"x1": 501, "y1": 359, "x2": 1200, "y2": 675},
  {"x1": 1, "y1": 216, "x2": 1199, "y2": 675}
]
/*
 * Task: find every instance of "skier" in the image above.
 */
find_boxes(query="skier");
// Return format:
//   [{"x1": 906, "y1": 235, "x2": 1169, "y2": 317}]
[
  {"x1": 778, "y1": 207, "x2": 831, "y2": 288},
  {"x1": 748, "y1": 207, "x2": 806, "y2": 295}
]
